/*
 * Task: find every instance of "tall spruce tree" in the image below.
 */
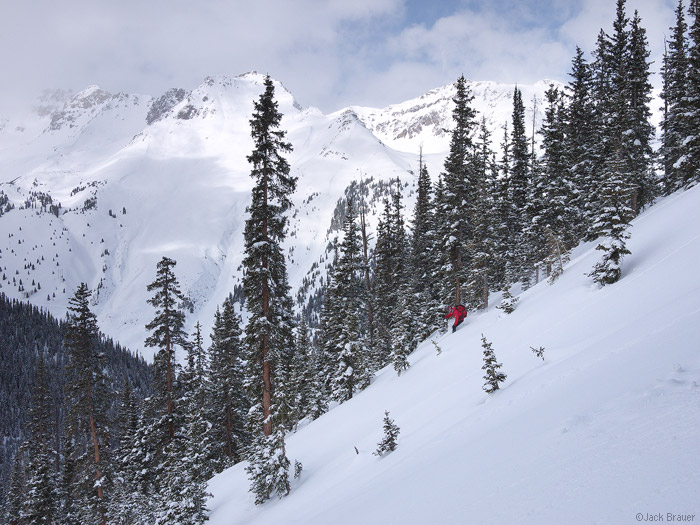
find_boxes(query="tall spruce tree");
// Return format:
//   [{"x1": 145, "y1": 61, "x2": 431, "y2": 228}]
[
  {"x1": 565, "y1": 46, "x2": 596, "y2": 240},
  {"x1": 410, "y1": 152, "x2": 442, "y2": 340},
  {"x1": 241, "y1": 75, "x2": 297, "y2": 504},
  {"x1": 509, "y1": 86, "x2": 532, "y2": 287},
  {"x1": 21, "y1": 354, "x2": 58, "y2": 524},
  {"x1": 679, "y1": 0, "x2": 700, "y2": 186},
  {"x1": 208, "y1": 299, "x2": 248, "y2": 468},
  {"x1": 328, "y1": 199, "x2": 371, "y2": 400},
  {"x1": 63, "y1": 283, "x2": 109, "y2": 525},
  {"x1": 145, "y1": 256, "x2": 188, "y2": 441},
  {"x1": 626, "y1": 9, "x2": 657, "y2": 212},
  {"x1": 660, "y1": 0, "x2": 689, "y2": 193},
  {"x1": 437, "y1": 75, "x2": 478, "y2": 305}
]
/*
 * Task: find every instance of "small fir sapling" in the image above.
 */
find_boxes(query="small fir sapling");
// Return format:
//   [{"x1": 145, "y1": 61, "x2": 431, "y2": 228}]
[
  {"x1": 374, "y1": 411, "x2": 400, "y2": 456},
  {"x1": 431, "y1": 339, "x2": 442, "y2": 355},
  {"x1": 481, "y1": 334, "x2": 507, "y2": 394},
  {"x1": 497, "y1": 287, "x2": 519, "y2": 314},
  {"x1": 294, "y1": 460, "x2": 303, "y2": 480},
  {"x1": 530, "y1": 346, "x2": 545, "y2": 360}
]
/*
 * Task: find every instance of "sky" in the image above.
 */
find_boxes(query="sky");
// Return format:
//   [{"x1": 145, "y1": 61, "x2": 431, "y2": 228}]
[{"x1": 0, "y1": 0, "x2": 678, "y2": 115}]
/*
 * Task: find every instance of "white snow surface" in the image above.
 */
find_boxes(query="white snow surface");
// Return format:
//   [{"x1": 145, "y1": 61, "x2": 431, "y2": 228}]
[{"x1": 208, "y1": 186, "x2": 700, "y2": 524}]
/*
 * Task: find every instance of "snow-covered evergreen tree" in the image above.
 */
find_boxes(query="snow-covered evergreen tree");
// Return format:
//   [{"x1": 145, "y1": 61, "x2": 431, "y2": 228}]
[
  {"x1": 660, "y1": 0, "x2": 690, "y2": 193},
  {"x1": 63, "y1": 283, "x2": 110, "y2": 525},
  {"x1": 589, "y1": 149, "x2": 634, "y2": 286},
  {"x1": 374, "y1": 411, "x2": 400, "y2": 456},
  {"x1": 436, "y1": 75, "x2": 478, "y2": 305},
  {"x1": 208, "y1": 299, "x2": 248, "y2": 468},
  {"x1": 328, "y1": 199, "x2": 371, "y2": 401},
  {"x1": 241, "y1": 75, "x2": 296, "y2": 504},
  {"x1": 22, "y1": 354, "x2": 58, "y2": 524},
  {"x1": 481, "y1": 335, "x2": 507, "y2": 394}
]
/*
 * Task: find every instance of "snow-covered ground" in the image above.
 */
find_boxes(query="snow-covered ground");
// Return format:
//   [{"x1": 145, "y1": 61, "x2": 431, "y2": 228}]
[{"x1": 208, "y1": 185, "x2": 700, "y2": 525}]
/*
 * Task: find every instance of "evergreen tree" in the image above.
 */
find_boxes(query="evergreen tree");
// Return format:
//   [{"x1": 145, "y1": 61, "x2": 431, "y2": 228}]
[
  {"x1": 328, "y1": 199, "x2": 371, "y2": 401},
  {"x1": 410, "y1": 152, "x2": 442, "y2": 339},
  {"x1": 437, "y1": 75, "x2": 478, "y2": 305},
  {"x1": 660, "y1": 0, "x2": 689, "y2": 193},
  {"x1": 5, "y1": 449, "x2": 26, "y2": 525},
  {"x1": 564, "y1": 46, "x2": 596, "y2": 240},
  {"x1": 374, "y1": 411, "x2": 400, "y2": 456},
  {"x1": 22, "y1": 354, "x2": 58, "y2": 524},
  {"x1": 208, "y1": 299, "x2": 248, "y2": 468},
  {"x1": 157, "y1": 323, "x2": 210, "y2": 525},
  {"x1": 241, "y1": 75, "x2": 296, "y2": 504},
  {"x1": 589, "y1": 153, "x2": 634, "y2": 286},
  {"x1": 626, "y1": 10, "x2": 657, "y2": 212},
  {"x1": 679, "y1": 0, "x2": 700, "y2": 186},
  {"x1": 481, "y1": 335, "x2": 507, "y2": 394},
  {"x1": 291, "y1": 317, "x2": 316, "y2": 423},
  {"x1": 509, "y1": 86, "x2": 532, "y2": 287},
  {"x1": 63, "y1": 283, "x2": 110, "y2": 525},
  {"x1": 145, "y1": 256, "x2": 188, "y2": 441},
  {"x1": 372, "y1": 199, "x2": 397, "y2": 369},
  {"x1": 466, "y1": 118, "x2": 497, "y2": 309}
]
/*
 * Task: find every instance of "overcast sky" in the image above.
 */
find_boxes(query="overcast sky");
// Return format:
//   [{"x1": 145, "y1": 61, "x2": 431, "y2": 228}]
[{"x1": 0, "y1": 0, "x2": 677, "y2": 115}]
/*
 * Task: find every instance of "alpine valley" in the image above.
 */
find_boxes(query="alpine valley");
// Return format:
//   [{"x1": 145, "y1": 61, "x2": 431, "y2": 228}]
[{"x1": 0, "y1": 72, "x2": 555, "y2": 357}]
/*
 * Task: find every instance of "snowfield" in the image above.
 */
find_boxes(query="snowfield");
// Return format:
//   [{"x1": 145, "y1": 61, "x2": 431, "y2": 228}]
[{"x1": 208, "y1": 185, "x2": 700, "y2": 525}]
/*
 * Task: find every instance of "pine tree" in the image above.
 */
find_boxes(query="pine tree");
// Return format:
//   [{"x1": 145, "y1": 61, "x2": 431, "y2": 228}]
[
  {"x1": 145, "y1": 256, "x2": 188, "y2": 441},
  {"x1": 63, "y1": 283, "x2": 110, "y2": 525},
  {"x1": 241, "y1": 75, "x2": 296, "y2": 504},
  {"x1": 291, "y1": 317, "x2": 316, "y2": 423},
  {"x1": 625, "y1": 10, "x2": 657, "y2": 213},
  {"x1": 660, "y1": 0, "x2": 689, "y2": 193},
  {"x1": 22, "y1": 354, "x2": 58, "y2": 524},
  {"x1": 481, "y1": 335, "x2": 507, "y2": 394},
  {"x1": 509, "y1": 86, "x2": 532, "y2": 287},
  {"x1": 329, "y1": 199, "x2": 371, "y2": 401},
  {"x1": 208, "y1": 299, "x2": 248, "y2": 468},
  {"x1": 410, "y1": 152, "x2": 442, "y2": 340},
  {"x1": 374, "y1": 411, "x2": 400, "y2": 456},
  {"x1": 589, "y1": 150, "x2": 634, "y2": 285},
  {"x1": 372, "y1": 198, "x2": 397, "y2": 369},
  {"x1": 466, "y1": 118, "x2": 497, "y2": 309},
  {"x1": 438, "y1": 75, "x2": 478, "y2": 305},
  {"x1": 157, "y1": 323, "x2": 210, "y2": 525},
  {"x1": 679, "y1": 0, "x2": 700, "y2": 186},
  {"x1": 564, "y1": 46, "x2": 596, "y2": 240},
  {"x1": 5, "y1": 449, "x2": 26, "y2": 525}
]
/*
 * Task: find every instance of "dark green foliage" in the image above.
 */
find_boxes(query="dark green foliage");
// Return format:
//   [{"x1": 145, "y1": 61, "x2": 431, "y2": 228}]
[
  {"x1": 374, "y1": 411, "x2": 400, "y2": 456},
  {"x1": 531, "y1": 346, "x2": 545, "y2": 360},
  {"x1": 241, "y1": 75, "x2": 296, "y2": 504},
  {"x1": 436, "y1": 75, "x2": 479, "y2": 305},
  {"x1": 481, "y1": 335, "x2": 507, "y2": 394},
  {"x1": 0, "y1": 293, "x2": 150, "y2": 515},
  {"x1": 208, "y1": 299, "x2": 248, "y2": 468},
  {"x1": 328, "y1": 199, "x2": 371, "y2": 400},
  {"x1": 63, "y1": 283, "x2": 110, "y2": 524}
]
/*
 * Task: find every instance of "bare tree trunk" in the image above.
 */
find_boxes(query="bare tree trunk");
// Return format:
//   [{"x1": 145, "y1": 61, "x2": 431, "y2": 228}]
[
  {"x1": 482, "y1": 274, "x2": 488, "y2": 308},
  {"x1": 166, "y1": 332, "x2": 174, "y2": 439}
]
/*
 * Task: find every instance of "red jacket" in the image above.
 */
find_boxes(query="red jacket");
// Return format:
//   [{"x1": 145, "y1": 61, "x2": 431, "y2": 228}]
[{"x1": 445, "y1": 305, "x2": 467, "y2": 322}]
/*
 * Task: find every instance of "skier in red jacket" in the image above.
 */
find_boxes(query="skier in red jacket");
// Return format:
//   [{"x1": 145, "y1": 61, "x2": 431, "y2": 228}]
[{"x1": 445, "y1": 304, "x2": 467, "y2": 333}]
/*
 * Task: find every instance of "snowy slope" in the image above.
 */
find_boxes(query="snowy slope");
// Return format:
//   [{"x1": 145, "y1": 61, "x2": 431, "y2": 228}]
[
  {"x1": 0, "y1": 74, "x2": 553, "y2": 356},
  {"x1": 208, "y1": 186, "x2": 700, "y2": 525}
]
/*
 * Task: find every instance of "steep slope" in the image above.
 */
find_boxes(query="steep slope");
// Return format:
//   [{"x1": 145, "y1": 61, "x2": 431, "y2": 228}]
[
  {"x1": 0, "y1": 74, "x2": 553, "y2": 356},
  {"x1": 208, "y1": 186, "x2": 700, "y2": 524}
]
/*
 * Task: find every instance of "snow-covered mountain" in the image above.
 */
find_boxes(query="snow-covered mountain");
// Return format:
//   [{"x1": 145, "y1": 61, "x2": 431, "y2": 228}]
[
  {"x1": 0, "y1": 72, "x2": 555, "y2": 357},
  {"x1": 207, "y1": 184, "x2": 700, "y2": 525}
]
